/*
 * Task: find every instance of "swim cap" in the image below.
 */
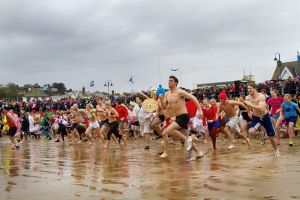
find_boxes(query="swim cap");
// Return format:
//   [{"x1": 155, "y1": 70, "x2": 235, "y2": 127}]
[{"x1": 218, "y1": 91, "x2": 228, "y2": 100}]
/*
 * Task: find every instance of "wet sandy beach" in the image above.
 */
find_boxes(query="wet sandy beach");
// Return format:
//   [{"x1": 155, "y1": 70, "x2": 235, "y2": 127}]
[{"x1": 1, "y1": 136, "x2": 300, "y2": 200}]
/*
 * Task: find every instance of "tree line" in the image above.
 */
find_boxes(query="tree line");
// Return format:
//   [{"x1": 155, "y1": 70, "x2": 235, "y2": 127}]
[{"x1": 0, "y1": 82, "x2": 69, "y2": 99}]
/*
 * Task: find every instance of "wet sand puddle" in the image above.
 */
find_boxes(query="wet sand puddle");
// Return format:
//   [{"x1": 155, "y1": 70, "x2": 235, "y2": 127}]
[{"x1": 1, "y1": 137, "x2": 300, "y2": 199}]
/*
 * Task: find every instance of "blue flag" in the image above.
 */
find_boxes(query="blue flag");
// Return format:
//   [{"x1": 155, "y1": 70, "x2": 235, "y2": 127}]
[
  {"x1": 41, "y1": 84, "x2": 49, "y2": 91},
  {"x1": 298, "y1": 51, "x2": 300, "y2": 62},
  {"x1": 129, "y1": 75, "x2": 133, "y2": 84},
  {"x1": 90, "y1": 81, "x2": 95, "y2": 87}
]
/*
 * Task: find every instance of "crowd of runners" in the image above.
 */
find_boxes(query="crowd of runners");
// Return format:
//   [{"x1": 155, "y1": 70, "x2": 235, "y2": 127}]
[{"x1": 1, "y1": 75, "x2": 300, "y2": 160}]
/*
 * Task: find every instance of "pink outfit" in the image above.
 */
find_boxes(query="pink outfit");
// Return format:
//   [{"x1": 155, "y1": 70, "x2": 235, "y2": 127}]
[{"x1": 267, "y1": 97, "x2": 284, "y2": 115}]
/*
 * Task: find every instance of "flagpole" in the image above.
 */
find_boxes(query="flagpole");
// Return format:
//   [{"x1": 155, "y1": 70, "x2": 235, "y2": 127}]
[
  {"x1": 129, "y1": 75, "x2": 134, "y2": 94},
  {"x1": 131, "y1": 83, "x2": 134, "y2": 94},
  {"x1": 158, "y1": 55, "x2": 161, "y2": 84},
  {"x1": 93, "y1": 83, "x2": 95, "y2": 96},
  {"x1": 297, "y1": 50, "x2": 300, "y2": 80}
]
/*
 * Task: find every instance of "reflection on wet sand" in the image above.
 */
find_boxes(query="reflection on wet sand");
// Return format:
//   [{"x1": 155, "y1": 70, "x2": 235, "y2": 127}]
[{"x1": 1, "y1": 137, "x2": 300, "y2": 199}]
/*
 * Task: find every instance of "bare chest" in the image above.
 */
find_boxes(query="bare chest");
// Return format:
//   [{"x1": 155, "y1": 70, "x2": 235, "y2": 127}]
[
  {"x1": 249, "y1": 97, "x2": 260, "y2": 106},
  {"x1": 220, "y1": 103, "x2": 235, "y2": 113},
  {"x1": 166, "y1": 93, "x2": 183, "y2": 105}
]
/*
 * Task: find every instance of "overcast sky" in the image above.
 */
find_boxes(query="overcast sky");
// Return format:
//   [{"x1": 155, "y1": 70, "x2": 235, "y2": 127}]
[{"x1": 0, "y1": 0, "x2": 299, "y2": 92}]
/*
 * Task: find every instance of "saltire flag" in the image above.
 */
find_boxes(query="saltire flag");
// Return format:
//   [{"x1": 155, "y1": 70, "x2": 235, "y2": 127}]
[
  {"x1": 41, "y1": 84, "x2": 49, "y2": 91},
  {"x1": 129, "y1": 75, "x2": 133, "y2": 84},
  {"x1": 170, "y1": 68, "x2": 178, "y2": 71},
  {"x1": 90, "y1": 80, "x2": 95, "y2": 87}
]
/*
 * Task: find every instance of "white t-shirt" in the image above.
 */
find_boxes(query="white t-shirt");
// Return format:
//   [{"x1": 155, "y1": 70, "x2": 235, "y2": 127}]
[
  {"x1": 137, "y1": 107, "x2": 153, "y2": 123},
  {"x1": 132, "y1": 105, "x2": 141, "y2": 119},
  {"x1": 28, "y1": 115, "x2": 38, "y2": 132}
]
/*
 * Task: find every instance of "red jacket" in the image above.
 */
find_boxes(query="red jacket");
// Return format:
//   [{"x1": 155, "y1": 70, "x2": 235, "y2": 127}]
[
  {"x1": 202, "y1": 104, "x2": 217, "y2": 121},
  {"x1": 115, "y1": 105, "x2": 128, "y2": 121},
  {"x1": 185, "y1": 100, "x2": 200, "y2": 118}
]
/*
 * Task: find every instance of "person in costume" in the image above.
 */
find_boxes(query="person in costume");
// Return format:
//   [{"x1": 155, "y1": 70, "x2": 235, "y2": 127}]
[
  {"x1": 136, "y1": 95, "x2": 153, "y2": 150},
  {"x1": 40, "y1": 112, "x2": 52, "y2": 140}
]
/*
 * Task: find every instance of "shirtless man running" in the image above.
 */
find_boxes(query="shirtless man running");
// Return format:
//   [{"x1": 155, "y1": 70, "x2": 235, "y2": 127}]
[
  {"x1": 151, "y1": 96, "x2": 166, "y2": 138},
  {"x1": 159, "y1": 75, "x2": 204, "y2": 160},
  {"x1": 244, "y1": 83, "x2": 280, "y2": 157},
  {"x1": 218, "y1": 91, "x2": 250, "y2": 149},
  {"x1": 103, "y1": 100, "x2": 127, "y2": 149},
  {"x1": 96, "y1": 98, "x2": 109, "y2": 143},
  {"x1": 70, "y1": 104, "x2": 85, "y2": 144}
]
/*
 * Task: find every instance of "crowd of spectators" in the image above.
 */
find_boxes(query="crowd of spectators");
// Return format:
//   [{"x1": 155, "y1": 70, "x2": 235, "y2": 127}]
[
  {"x1": 0, "y1": 95, "x2": 138, "y2": 116},
  {"x1": 192, "y1": 77, "x2": 300, "y2": 100},
  {"x1": 1, "y1": 77, "x2": 300, "y2": 114}
]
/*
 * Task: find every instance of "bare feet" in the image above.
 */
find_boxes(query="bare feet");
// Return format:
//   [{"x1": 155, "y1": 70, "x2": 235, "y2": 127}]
[
  {"x1": 160, "y1": 151, "x2": 168, "y2": 158},
  {"x1": 160, "y1": 141, "x2": 164, "y2": 146},
  {"x1": 227, "y1": 144, "x2": 235, "y2": 150},
  {"x1": 191, "y1": 134, "x2": 200, "y2": 143},
  {"x1": 245, "y1": 138, "x2": 251, "y2": 149},
  {"x1": 187, "y1": 152, "x2": 203, "y2": 161},
  {"x1": 186, "y1": 136, "x2": 193, "y2": 152}
]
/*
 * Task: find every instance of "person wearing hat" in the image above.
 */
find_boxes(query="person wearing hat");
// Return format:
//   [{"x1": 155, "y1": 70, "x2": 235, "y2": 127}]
[
  {"x1": 135, "y1": 95, "x2": 153, "y2": 150},
  {"x1": 218, "y1": 90, "x2": 250, "y2": 150}
]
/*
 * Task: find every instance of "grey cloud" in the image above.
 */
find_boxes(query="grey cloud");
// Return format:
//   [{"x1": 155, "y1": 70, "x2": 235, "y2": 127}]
[{"x1": 0, "y1": 0, "x2": 299, "y2": 92}]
